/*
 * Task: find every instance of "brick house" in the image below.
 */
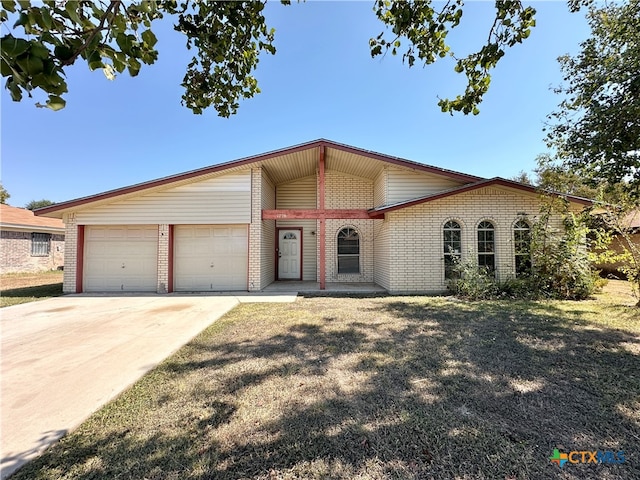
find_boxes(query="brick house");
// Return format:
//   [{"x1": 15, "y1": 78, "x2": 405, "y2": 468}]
[
  {"x1": 1, "y1": 204, "x2": 65, "y2": 274},
  {"x1": 36, "y1": 140, "x2": 591, "y2": 294}
]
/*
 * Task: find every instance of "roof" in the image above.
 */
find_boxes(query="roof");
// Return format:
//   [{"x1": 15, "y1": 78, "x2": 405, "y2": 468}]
[
  {"x1": 369, "y1": 177, "x2": 593, "y2": 214},
  {"x1": 0, "y1": 204, "x2": 65, "y2": 232},
  {"x1": 35, "y1": 139, "x2": 484, "y2": 217},
  {"x1": 624, "y1": 209, "x2": 640, "y2": 229}
]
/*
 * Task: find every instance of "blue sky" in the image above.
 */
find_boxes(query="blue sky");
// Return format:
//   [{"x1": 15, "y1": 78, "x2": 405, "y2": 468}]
[{"x1": 1, "y1": 1, "x2": 590, "y2": 208}]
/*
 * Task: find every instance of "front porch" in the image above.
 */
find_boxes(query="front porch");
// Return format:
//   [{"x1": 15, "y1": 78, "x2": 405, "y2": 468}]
[{"x1": 262, "y1": 281, "x2": 387, "y2": 294}]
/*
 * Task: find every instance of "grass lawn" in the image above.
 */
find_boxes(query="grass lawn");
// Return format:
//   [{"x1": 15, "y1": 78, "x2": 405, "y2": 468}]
[
  {"x1": 0, "y1": 271, "x2": 63, "y2": 308},
  {"x1": 11, "y1": 282, "x2": 640, "y2": 479}
]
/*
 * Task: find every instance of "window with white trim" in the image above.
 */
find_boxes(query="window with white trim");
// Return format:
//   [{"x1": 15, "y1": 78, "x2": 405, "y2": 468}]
[
  {"x1": 514, "y1": 220, "x2": 531, "y2": 276},
  {"x1": 337, "y1": 228, "x2": 359, "y2": 274},
  {"x1": 31, "y1": 233, "x2": 51, "y2": 256},
  {"x1": 477, "y1": 221, "x2": 495, "y2": 274},
  {"x1": 443, "y1": 220, "x2": 461, "y2": 279}
]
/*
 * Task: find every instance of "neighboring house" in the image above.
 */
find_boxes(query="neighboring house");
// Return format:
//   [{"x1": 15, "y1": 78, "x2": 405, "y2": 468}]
[
  {"x1": 36, "y1": 139, "x2": 591, "y2": 294},
  {"x1": 0, "y1": 204, "x2": 65, "y2": 274},
  {"x1": 593, "y1": 209, "x2": 640, "y2": 278}
]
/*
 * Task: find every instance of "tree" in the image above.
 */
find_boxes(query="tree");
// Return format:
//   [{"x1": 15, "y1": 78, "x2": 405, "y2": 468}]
[
  {"x1": 1, "y1": 1, "x2": 536, "y2": 115},
  {"x1": 0, "y1": 182, "x2": 9, "y2": 204},
  {"x1": 25, "y1": 198, "x2": 54, "y2": 210},
  {"x1": 546, "y1": 0, "x2": 640, "y2": 195}
]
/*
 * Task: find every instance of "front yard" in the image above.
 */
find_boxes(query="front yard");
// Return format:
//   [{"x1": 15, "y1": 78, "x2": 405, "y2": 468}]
[
  {"x1": 10, "y1": 282, "x2": 640, "y2": 479},
  {"x1": 0, "y1": 271, "x2": 63, "y2": 308}
]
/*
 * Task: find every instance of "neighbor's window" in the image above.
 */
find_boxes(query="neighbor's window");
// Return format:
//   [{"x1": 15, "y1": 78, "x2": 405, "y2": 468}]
[
  {"x1": 514, "y1": 220, "x2": 531, "y2": 276},
  {"x1": 31, "y1": 233, "x2": 51, "y2": 256},
  {"x1": 477, "y1": 221, "x2": 495, "y2": 273},
  {"x1": 337, "y1": 228, "x2": 359, "y2": 274},
  {"x1": 443, "y1": 220, "x2": 461, "y2": 279}
]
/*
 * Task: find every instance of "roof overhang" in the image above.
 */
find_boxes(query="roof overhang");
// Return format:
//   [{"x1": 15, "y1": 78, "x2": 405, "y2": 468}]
[
  {"x1": 370, "y1": 177, "x2": 594, "y2": 215},
  {"x1": 35, "y1": 139, "x2": 485, "y2": 218}
]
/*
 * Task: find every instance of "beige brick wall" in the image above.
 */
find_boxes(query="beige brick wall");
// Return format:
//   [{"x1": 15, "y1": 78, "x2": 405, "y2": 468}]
[
  {"x1": 385, "y1": 188, "x2": 565, "y2": 293},
  {"x1": 0, "y1": 230, "x2": 64, "y2": 274},
  {"x1": 248, "y1": 167, "x2": 262, "y2": 291},
  {"x1": 325, "y1": 170, "x2": 373, "y2": 209},
  {"x1": 157, "y1": 224, "x2": 169, "y2": 293},
  {"x1": 62, "y1": 213, "x2": 77, "y2": 293},
  {"x1": 321, "y1": 171, "x2": 375, "y2": 283}
]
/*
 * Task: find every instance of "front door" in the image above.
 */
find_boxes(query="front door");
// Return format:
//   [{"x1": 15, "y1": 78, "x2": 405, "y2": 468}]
[{"x1": 278, "y1": 229, "x2": 301, "y2": 280}]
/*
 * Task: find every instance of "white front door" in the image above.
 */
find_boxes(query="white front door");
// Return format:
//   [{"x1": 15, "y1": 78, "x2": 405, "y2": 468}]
[{"x1": 278, "y1": 229, "x2": 301, "y2": 280}]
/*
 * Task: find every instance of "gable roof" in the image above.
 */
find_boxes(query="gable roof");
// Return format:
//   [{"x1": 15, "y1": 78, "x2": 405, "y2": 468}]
[
  {"x1": 0, "y1": 204, "x2": 65, "y2": 232},
  {"x1": 35, "y1": 139, "x2": 484, "y2": 217},
  {"x1": 369, "y1": 177, "x2": 593, "y2": 214}
]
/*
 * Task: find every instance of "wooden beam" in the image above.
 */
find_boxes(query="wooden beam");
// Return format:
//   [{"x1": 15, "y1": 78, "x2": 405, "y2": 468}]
[
  {"x1": 262, "y1": 209, "x2": 383, "y2": 220},
  {"x1": 319, "y1": 145, "x2": 326, "y2": 290}
]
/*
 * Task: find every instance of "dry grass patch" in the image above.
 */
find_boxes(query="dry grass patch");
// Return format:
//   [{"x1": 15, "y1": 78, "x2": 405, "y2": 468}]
[
  {"x1": 11, "y1": 287, "x2": 640, "y2": 479},
  {"x1": 0, "y1": 271, "x2": 63, "y2": 307}
]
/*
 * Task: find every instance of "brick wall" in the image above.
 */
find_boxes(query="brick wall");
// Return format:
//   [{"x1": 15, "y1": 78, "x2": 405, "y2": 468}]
[
  {"x1": 385, "y1": 187, "x2": 566, "y2": 293},
  {"x1": 0, "y1": 230, "x2": 64, "y2": 274},
  {"x1": 322, "y1": 171, "x2": 375, "y2": 283},
  {"x1": 248, "y1": 167, "x2": 262, "y2": 291},
  {"x1": 62, "y1": 213, "x2": 77, "y2": 293},
  {"x1": 157, "y1": 224, "x2": 169, "y2": 293}
]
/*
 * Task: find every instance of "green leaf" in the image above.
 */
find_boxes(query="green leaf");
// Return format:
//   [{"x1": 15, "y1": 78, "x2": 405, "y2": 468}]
[
  {"x1": 53, "y1": 45, "x2": 74, "y2": 61},
  {"x1": 87, "y1": 50, "x2": 103, "y2": 70},
  {"x1": 127, "y1": 58, "x2": 141, "y2": 76},
  {"x1": 0, "y1": 58, "x2": 12, "y2": 76},
  {"x1": 16, "y1": 54, "x2": 44, "y2": 76},
  {"x1": 64, "y1": 1, "x2": 81, "y2": 24},
  {"x1": 141, "y1": 29, "x2": 157, "y2": 48},
  {"x1": 12, "y1": 11, "x2": 27, "y2": 27},
  {"x1": 46, "y1": 95, "x2": 66, "y2": 110},
  {"x1": 1, "y1": 0, "x2": 17, "y2": 13},
  {"x1": 1, "y1": 35, "x2": 30, "y2": 57}
]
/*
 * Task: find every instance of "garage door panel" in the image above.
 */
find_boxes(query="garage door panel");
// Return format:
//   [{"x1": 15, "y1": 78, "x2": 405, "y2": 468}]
[
  {"x1": 174, "y1": 225, "x2": 247, "y2": 291},
  {"x1": 84, "y1": 225, "x2": 158, "y2": 292}
]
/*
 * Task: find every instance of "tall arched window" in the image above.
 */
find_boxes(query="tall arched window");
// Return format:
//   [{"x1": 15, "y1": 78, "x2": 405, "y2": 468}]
[
  {"x1": 514, "y1": 220, "x2": 531, "y2": 276},
  {"x1": 337, "y1": 228, "x2": 359, "y2": 274},
  {"x1": 477, "y1": 220, "x2": 495, "y2": 274},
  {"x1": 443, "y1": 220, "x2": 461, "y2": 279}
]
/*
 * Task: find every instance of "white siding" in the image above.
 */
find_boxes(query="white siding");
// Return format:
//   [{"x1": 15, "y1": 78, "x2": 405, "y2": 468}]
[
  {"x1": 261, "y1": 173, "x2": 276, "y2": 288},
  {"x1": 276, "y1": 219, "x2": 317, "y2": 281},
  {"x1": 76, "y1": 172, "x2": 251, "y2": 225},
  {"x1": 373, "y1": 169, "x2": 387, "y2": 208},
  {"x1": 276, "y1": 175, "x2": 317, "y2": 209},
  {"x1": 387, "y1": 169, "x2": 464, "y2": 204}
]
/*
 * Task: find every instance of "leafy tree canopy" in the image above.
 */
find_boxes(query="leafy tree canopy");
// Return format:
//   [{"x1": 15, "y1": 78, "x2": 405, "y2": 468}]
[
  {"x1": 25, "y1": 198, "x2": 54, "y2": 210},
  {"x1": 546, "y1": 0, "x2": 640, "y2": 196},
  {"x1": 0, "y1": 182, "x2": 9, "y2": 204},
  {"x1": 1, "y1": 0, "x2": 536, "y2": 115}
]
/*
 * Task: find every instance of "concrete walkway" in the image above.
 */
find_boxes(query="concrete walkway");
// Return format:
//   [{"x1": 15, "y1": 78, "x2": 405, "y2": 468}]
[{"x1": 0, "y1": 292, "x2": 296, "y2": 479}]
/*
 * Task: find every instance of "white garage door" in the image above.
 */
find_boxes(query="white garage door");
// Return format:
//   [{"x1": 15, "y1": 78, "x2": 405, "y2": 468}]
[
  {"x1": 84, "y1": 225, "x2": 158, "y2": 292},
  {"x1": 174, "y1": 225, "x2": 247, "y2": 291}
]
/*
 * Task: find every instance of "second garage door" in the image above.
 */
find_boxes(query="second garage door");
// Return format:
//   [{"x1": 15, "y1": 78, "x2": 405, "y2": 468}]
[{"x1": 174, "y1": 225, "x2": 248, "y2": 291}]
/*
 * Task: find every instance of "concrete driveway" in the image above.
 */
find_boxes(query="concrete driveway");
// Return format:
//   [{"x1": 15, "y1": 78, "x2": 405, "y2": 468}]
[{"x1": 0, "y1": 292, "x2": 295, "y2": 478}]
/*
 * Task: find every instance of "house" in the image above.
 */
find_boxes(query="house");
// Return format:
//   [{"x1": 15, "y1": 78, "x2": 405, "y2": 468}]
[
  {"x1": 36, "y1": 139, "x2": 591, "y2": 294},
  {"x1": 0, "y1": 204, "x2": 65, "y2": 274},
  {"x1": 593, "y1": 209, "x2": 640, "y2": 278}
]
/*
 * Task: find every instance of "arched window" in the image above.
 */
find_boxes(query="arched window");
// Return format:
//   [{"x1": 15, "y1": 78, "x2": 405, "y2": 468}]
[
  {"x1": 443, "y1": 220, "x2": 461, "y2": 279},
  {"x1": 477, "y1": 221, "x2": 495, "y2": 274},
  {"x1": 337, "y1": 228, "x2": 359, "y2": 274},
  {"x1": 514, "y1": 220, "x2": 531, "y2": 276}
]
